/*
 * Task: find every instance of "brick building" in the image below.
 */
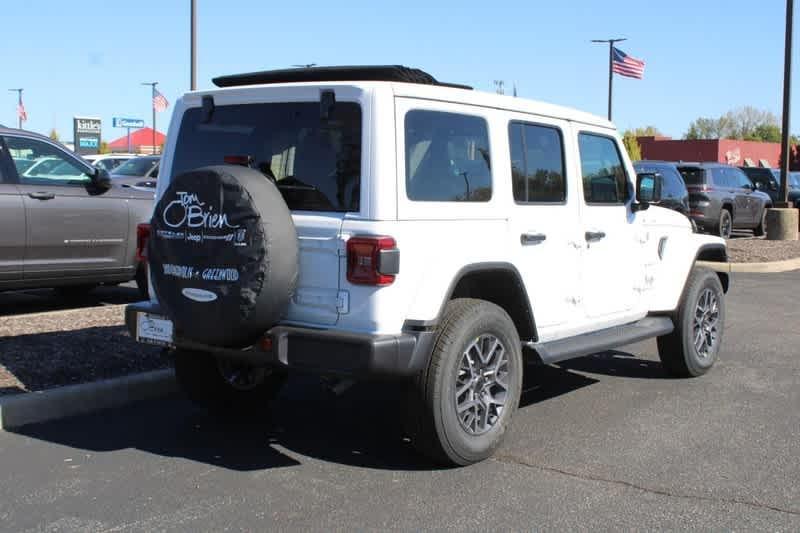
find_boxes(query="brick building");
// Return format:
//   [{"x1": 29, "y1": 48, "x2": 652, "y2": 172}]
[{"x1": 637, "y1": 136, "x2": 797, "y2": 168}]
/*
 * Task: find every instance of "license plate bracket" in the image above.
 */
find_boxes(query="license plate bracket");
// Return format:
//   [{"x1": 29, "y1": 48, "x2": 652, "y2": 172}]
[{"x1": 136, "y1": 312, "x2": 174, "y2": 347}]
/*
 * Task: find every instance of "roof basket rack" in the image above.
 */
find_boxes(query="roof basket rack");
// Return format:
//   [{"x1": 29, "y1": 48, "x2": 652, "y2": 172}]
[{"x1": 212, "y1": 65, "x2": 473, "y2": 90}]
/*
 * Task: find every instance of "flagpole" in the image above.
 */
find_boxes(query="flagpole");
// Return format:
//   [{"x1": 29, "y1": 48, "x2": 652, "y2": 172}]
[
  {"x1": 8, "y1": 88, "x2": 23, "y2": 128},
  {"x1": 592, "y1": 38, "x2": 626, "y2": 121},
  {"x1": 141, "y1": 82, "x2": 158, "y2": 154}
]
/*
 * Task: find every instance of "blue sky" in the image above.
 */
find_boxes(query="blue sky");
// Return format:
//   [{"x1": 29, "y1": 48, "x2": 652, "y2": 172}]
[{"x1": 3, "y1": 0, "x2": 796, "y2": 142}]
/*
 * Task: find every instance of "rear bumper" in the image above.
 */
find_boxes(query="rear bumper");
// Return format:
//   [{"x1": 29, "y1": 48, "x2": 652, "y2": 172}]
[{"x1": 125, "y1": 301, "x2": 434, "y2": 379}]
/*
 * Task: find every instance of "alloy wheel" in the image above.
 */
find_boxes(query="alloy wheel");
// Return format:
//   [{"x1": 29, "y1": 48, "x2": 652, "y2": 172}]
[{"x1": 455, "y1": 334, "x2": 509, "y2": 435}]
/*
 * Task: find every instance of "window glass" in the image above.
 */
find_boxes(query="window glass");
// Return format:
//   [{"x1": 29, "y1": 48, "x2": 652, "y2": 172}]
[
  {"x1": 405, "y1": 110, "x2": 492, "y2": 202},
  {"x1": 509, "y1": 122, "x2": 566, "y2": 203},
  {"x1": 578, "y1": 133, "x2": 628, "y2": 204},
  {"x1": 114, "y1": 157, "x2": 159, "y2": 176},
  {"x1": 172, "y1": 102, "x2": 362, "y2": 212},
  {"x1": 678, "y1": 167, "x2": 706, "y2": 185},
  {"x1": 731, "y1": 168, "x2": 753, "y2": 189},
  {"x1": 5, "y1": 136, "x2": 91, "y2": 185},
  {"x1": 665, "y1": 169, "x2": 685, "y2": 198}
]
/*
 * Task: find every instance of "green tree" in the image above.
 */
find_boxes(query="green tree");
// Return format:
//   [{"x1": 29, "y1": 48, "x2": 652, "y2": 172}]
[
  {"x1": 622, "y1": 130, "x2": 642, "y2": 160},
  {"x1": 99, "y1": 141, "x2": 110, "y2": 154},
  {"x1": 684, "y1": 107, "x2": 780, "y2": 141},
  {"x1": 631, "y1": 126, "x2": 663, "y2": 137},
  {"x1": 48, "y1": 128, "x2": 59, "y2": 141}
]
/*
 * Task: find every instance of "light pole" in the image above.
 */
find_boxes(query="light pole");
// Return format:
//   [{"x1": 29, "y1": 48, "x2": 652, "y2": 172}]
[
  {"x1": 592, "y1": 38, "x2": 627, "y2": 120},
  {"x1": 8, "y1": 88, "x2": 23, "y2": 128},
  {"x1": 191, "y1": 0, "x2": 197, "y2": 90},
  {"x1": 778, "y1": 0, "x2": 794, "y2": 207},
  {"x1": 141, "y1": 82, "x2": 158, "y2": 154}
]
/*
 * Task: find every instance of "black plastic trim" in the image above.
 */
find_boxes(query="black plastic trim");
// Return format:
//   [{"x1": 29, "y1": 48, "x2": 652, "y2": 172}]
[
  {"x1": 529, "y1": 316, "x2": 674, "y2": 365},
  {"x1": 125, "y1": 301, "x2": 431, "y2": 379}
]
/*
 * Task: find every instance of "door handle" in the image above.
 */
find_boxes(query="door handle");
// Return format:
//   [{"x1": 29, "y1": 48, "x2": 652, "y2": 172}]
[
  {"x1": 520, "y1": 233, "x2": 547, "y2": 245},
  {"x1": 585, "y1": 231, "x2": 606, "y2": 242},
  {"x1": 28, "y1": 191, "x2": 55, "y2": 200}
]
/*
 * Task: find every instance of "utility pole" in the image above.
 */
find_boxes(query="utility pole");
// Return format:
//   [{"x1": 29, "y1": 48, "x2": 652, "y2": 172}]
[
  {"x1": 141, "y1": 82, "x2": 158, "y2": 154},
  {"x1": 778, "y1": 0, "x2": 794, "y2": 207},
  {"x1": 190, "y1": 0, "x2": 197, "y2": 90},
  {"x1": 8, "y1": 88, "x2": 23, "y2": 128},
  {"x1": 591, "y1": 38, "x2": 627, "y2": 120}
]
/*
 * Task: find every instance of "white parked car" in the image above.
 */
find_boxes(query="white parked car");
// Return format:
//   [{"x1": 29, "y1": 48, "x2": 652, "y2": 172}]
[
  {"x1": 83, "y1": 153, "x2": 135, "y2": 172},
  {"x1": 126, "y1": 66, "x2": 729, "y2": 465}
]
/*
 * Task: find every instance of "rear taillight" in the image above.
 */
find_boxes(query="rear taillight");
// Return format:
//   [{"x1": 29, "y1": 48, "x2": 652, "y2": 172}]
[
  {"x1": 346, "y1": 236, "x2": 399, "y2": 286},
  {"x1": 136, "y1": 223, "x2": 151, "y2": 262}
]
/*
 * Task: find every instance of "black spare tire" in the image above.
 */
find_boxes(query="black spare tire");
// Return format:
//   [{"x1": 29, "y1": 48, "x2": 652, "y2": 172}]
[{"x1": 149, "y1": 165, "x2": 298, "y2": 347}]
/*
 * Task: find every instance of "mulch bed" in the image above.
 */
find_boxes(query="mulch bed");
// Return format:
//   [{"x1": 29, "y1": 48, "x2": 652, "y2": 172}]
[
  {"x1": 726, "y1": 236, "x2": 800, "y2": 263},
  {"x1": 0, "y1": 306, "x2": 167, "y2": 396}
]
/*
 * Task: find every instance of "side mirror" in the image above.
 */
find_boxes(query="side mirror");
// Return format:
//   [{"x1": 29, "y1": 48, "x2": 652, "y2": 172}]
[
  {"x1": 635, "y1": 172, "x2": 661, "y2": 210},
  {"x1": 87, "y1": 167, "x2": 112, "y2": 195}
]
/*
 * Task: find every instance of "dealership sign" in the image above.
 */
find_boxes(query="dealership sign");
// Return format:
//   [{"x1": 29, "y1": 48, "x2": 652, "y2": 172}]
[
  {"x1": 113, "y1": 117, "x2": 145, "y2": 128},
  {"x1": 73, "y1": 116, "x2": 101, "y2": 156}
]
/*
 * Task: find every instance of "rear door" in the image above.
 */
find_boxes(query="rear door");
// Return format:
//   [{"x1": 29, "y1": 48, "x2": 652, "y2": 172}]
[
  {"x1": 725, "y1": 167, "x2": 756, "y2": 226},
  {"x1": 167, "y1": 91, "x2": 365, "y2": 325},
  {"x1": 0, "y1": 138, "x2": 25, "y2": 282},
  {"x1": 507, "y1": 118, "x2": 581, "y2": 333},
  {"x1": 4, "y1": 135, "x2": 129, "y2": 279}
]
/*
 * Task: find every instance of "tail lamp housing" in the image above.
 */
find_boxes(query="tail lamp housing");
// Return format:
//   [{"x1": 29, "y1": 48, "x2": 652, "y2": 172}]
[
  {"x1": 346, "y1": 236, "x2": 399, "y2": 286},
  {"x1": 136, "y1": 223, "x2": 151, "y2": 263}
]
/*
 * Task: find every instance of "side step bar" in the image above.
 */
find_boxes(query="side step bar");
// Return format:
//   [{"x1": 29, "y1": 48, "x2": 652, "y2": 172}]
[{"x1": 524, "y1": 316, "x2": 674, "y2": 365}]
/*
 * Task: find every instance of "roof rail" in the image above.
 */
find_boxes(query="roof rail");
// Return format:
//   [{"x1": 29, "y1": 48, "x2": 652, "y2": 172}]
[{"x1": 212, "y1": 65, "x2": 473, "y2": 90}]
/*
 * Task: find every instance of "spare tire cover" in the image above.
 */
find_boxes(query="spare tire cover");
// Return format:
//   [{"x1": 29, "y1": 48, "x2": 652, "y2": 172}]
[{"x1": 149, "y1": 165, "x2": 298, "y2": 347}]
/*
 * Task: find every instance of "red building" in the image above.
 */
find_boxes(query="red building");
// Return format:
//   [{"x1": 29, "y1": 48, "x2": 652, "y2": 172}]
[
  {"x1": 107, "y1": 127, "x2": 166, "y2": 155},
  {"x1": 637, "y1": 136, "x2": 793, "y2": 168}
]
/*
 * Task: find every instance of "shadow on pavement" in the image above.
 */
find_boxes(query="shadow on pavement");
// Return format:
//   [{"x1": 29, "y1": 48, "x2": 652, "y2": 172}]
[
  {"x1": 557, "y1": 351, "x2": 669, "y2": 380},
  {"x1": 0, "y1": 284, "x2": 142, "y2": 317},
  {"x1": 10, "y1": 354, "x2": 665, "y2": 471}
]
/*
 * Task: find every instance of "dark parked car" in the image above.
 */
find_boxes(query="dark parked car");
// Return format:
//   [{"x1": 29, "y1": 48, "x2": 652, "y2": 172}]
[
  {"x1": 676, "y1": 163, "x2": 772, "y2": 239},
  {"x1": 633, "y1": 161, "x2": 691, "y2": 218},
  {"x1": 110, "y1": 155, "x2": 159, "y2": 189},
  {"x1": 739, "y1": 166, "x2": 800, "y2": 207},
  {"x1": 0, "y1": 127, "x2": 153, "y2": 297}
]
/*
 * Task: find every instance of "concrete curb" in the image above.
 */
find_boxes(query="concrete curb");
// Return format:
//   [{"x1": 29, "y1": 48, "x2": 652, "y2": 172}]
[
  {"x1": 697, "y1": 257, "x2": 800, "y2": 273},
  {"x1": 0, "y1": 368, "x2": 177, "y2": 431}
]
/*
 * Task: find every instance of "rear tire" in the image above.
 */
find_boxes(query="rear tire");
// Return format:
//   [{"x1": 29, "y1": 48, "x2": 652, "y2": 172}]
[
  {"x1": 173, "y1": 349, "x2": 287, "y2": 414},
  {"x1": 716, "y1": 209, "x2": 732, "y2": 239},
  {"x1": 406, "y1": 299, "x2": 523, "y2": 465},
  {"x1": 657, "y1": 267, "x2": 724, "y2": 378},
  {"x1": 753, "y1": 206, "x2": 768, "y2": 237}
]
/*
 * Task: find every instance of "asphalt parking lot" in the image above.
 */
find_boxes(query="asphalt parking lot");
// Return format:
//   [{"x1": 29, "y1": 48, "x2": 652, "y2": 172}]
[{"x1": 0, "y1": 271, "x2": 798, "y2": 531}]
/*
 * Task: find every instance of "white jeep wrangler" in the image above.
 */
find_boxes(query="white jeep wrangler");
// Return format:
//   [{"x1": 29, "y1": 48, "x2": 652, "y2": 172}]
[{"x1": 127, "y1": 66, "x2": 728, "y2": 465}]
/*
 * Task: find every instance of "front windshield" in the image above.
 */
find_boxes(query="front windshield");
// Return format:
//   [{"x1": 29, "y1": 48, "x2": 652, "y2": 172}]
[{"x1": 113, "y1": 157, "x2": 158, "y2": 176}]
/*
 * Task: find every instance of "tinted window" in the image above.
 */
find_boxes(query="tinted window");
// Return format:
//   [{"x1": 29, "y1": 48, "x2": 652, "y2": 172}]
[
  {"x1": 405, "y1": 110, "x2": 491, "y2": 202},
  {"x1": 730, "y1": 168, "x2": 753, "y2": 189},
  {"x1": 114, "y1": 157, "x2": 160, "y2": 177},
  {"x1": 578, "y1": 133, "x2": 628, "y2": 204},
  {"x1": 678, "y1": 167, "x2": 706, "y2": 186},
  {"x1": 5, "y1": 136, "x2": 91, "y2": 186},
  {"x1": 509, "y1": 122, "x2": 566, "y2": 203},
  {"x1": 172, "y1": 102, "x2": 362, "y2": 212}
]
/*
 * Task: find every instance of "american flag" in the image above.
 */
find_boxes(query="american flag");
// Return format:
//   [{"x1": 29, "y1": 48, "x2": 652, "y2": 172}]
[
  {"x1": 612, "y1": 47, "x2": 645, "y2": 79},
  {"x1": 17, "y1": 100, "x2": 27, "y2": 122},
  {"x1": 152, "y1": 89, "x2": 169, "y2": 112}
]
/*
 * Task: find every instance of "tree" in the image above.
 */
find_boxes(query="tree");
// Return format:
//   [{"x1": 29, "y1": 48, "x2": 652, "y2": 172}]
[
  {"x1": 99, "y1": 141, "x2": 110, "y2": 154},
  {"x1": 622, "y1": 130, "x2": 642, "y2": 160},
  {"x1": 684, "y1": 107, "x2": 780, "y2": 141},
  {"x1": 631, "y1": 126, "x2": 663, "y2": 137},
  {"x1": 48, "y1": 128, "x2": 59, "y2": 141}
]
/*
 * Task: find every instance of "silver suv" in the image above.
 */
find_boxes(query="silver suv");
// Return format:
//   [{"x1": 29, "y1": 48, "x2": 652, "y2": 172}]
[{"x1": 0, "y1": 127, "x2": 153, "y2": 297}]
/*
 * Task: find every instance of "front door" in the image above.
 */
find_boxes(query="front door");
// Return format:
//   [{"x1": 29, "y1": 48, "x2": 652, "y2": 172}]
[
  {"x1": 0, "y1": 139, "x2": 25, "y2": 282},
  {"x1": 574, "y1": 128, "x2": 639, "y2": 324},
  {"x1": 507, "y1": 118, "x2": 582, "y2": 339},
  {"x1": 3, "y1": 135, "x2": 129, "y2": 279}
]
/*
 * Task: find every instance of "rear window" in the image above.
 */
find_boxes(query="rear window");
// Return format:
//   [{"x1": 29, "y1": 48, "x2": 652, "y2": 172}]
[
  {"x1": 171, "y1": 102, "x2": 362, "y2": 212},
  {"x1": 678, "y1": 167, "x2": 706, "y2": 185}
]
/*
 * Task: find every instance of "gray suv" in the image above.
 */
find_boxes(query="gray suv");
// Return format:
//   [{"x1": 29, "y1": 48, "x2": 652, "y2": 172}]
[
  {"x1": 676, "y1": 163, "x2": 772, "y2": 238},
  {"x1": 0, "y1": 127, "x2": 154, "y2": 297}
]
